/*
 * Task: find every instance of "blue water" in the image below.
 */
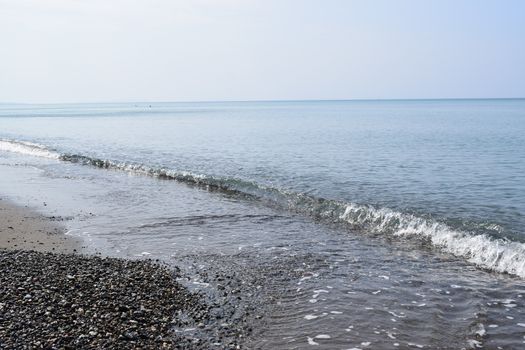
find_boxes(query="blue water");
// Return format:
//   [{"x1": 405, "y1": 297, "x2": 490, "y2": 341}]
[{"x1": 1, "y1": 99, "x2": 525, "y2": 348}]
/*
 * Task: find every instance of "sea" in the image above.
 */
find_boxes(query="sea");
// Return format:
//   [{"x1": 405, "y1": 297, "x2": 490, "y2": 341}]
[{"x1": 1, "y1": 99, "x2": 524, "y2": 349}]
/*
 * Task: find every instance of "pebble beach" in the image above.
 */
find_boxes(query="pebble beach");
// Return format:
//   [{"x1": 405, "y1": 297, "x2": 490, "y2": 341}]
[{"x1": 0, "y1": 199, "x2": 250, "y2": 349}]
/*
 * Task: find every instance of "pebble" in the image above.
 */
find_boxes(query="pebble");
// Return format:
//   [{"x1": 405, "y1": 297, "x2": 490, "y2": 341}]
[{"x1": 0, "y1": 249, "x2": 218, "y2": 349}]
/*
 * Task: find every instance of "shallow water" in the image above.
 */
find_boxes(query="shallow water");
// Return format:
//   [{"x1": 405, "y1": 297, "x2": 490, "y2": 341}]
[{"x1": 1, "y1": 100, "x2": 525, "y2": 348}]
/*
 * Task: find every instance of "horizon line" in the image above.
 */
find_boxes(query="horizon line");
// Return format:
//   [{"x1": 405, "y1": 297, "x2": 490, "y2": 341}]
[{"x1": 1, "y1": 97, "x2": 524, "y2": 105}]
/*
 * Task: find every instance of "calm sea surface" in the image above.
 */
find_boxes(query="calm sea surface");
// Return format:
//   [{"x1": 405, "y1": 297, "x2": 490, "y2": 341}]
[{"x1": 1, "y1": 99, "x2": 525, "y2": 348}]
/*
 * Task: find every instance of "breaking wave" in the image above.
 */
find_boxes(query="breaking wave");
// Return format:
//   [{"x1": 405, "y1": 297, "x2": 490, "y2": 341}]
[
  {"x1": 0, "y1": 139, "x2": 60, "y2": 159},
  {"x1": 2, "y1": 138, "x2": 525, "y2": 278}
]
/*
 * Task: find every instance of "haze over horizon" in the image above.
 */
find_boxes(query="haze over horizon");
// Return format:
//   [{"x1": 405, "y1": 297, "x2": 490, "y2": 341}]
[{"x1": 1, "y1": 0, "x2": 524, "y2": 103}]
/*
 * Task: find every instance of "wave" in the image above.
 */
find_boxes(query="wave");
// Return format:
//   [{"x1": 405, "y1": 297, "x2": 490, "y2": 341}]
[
  {"x1": 2, "y1": 138, "x2": 525, "y2": 278},
  {"x1": 0, "y1": 139, "x2": 60, "y2": 159},
  {"x1": 338, "y1": 204, "x2": 525, "y2": 277}
]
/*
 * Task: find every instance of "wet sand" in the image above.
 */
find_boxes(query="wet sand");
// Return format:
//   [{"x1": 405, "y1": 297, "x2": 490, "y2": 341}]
[{"x1": 0, "y1": 198, "x2": 80, "y2": 253}]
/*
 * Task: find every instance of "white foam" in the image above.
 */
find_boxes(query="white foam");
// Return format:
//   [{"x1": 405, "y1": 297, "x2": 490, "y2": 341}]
[
  {"x1": 0, "y1": 139, "x2": 60, "y2": 159},
  {"x1": 467, "y1": 339, "x2": 482, "y2": 348},
  {"x1": 340, "y1": 203, "x2": 525, "y2": 278},
  {"x1": 312, "y1": 289, "x2": 329, "y2": 299},
  {"x1": 315, "y1": 334, "x2": 331, "y2": 339},
  {"x1": 387, "y1": 332, "x2": 396, "y2": 339},
  {"x1": 474, "y1": 323, "x2": 486, "y2": 337},
  {"x1": 307, "y1": 337, "x2": 318, "y2": 345}
]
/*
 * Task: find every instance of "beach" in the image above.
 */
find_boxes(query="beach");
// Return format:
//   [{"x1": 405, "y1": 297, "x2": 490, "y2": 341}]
[
  {"x1": 1, "y1": 100, "x2": 525, "y2": 349},
  {"x1": 0, "y1": 199, "x2": 82, "y2": 253},
  {"x1": 0, "y1": 199, "x2": 252, "y2": 349},
  {"x1": 1, "y1": 0, "x2": 524, "y2": 347}
]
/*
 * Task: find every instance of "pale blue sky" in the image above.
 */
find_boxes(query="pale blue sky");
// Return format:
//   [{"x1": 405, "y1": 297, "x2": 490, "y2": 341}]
[{"x1": 0, "y1": 0, "x2": 524, "y2": 102}]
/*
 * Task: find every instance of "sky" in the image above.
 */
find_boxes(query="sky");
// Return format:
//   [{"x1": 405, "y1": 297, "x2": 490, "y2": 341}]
[{"x1": 0, "y1": 0, "x2": 524, "y2": 103}]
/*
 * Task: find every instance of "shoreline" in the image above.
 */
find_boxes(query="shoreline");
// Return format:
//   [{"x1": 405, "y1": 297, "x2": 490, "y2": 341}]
[{"x1": 0, "y1": 198, "x2": 249, "y2": 349}]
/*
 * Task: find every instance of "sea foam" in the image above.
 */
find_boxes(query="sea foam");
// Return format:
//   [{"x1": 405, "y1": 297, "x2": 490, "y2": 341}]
[
  {"x1": 0, "y1": 139, "x2": 60, "y2": 159},
  {"x1": 339, "y1": 204, "x2": 525, "y2": 277}
]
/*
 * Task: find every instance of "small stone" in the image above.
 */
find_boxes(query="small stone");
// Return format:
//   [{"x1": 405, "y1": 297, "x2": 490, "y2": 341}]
[{"x1": 124, "y1": 331, "x2": 139, "y2": 340}]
